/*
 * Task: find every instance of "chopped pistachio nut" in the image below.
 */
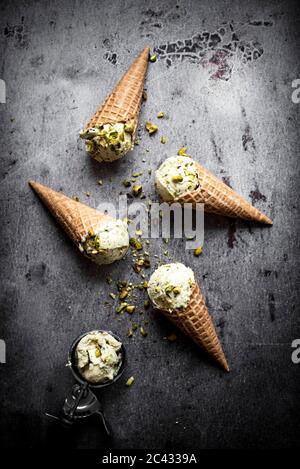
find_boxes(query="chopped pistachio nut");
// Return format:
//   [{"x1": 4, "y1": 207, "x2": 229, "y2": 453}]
[
  {"x1": 132, "y1": 184, "x2": 142, "y2": 197},
  {"x1": 126, "y1": 305, "x2": 136, "y2": 314},
  {"x1": 157, "y1": 111, "x2": 164, "y2": 118},
  {"x1": 123, "y1": 179, "x2": 131, "y2": 188},
  {"x1": 119, "y1": 289, "x2": 129, "y2": 300},
  {"x1": 106, "y1": 276, "x2": 113, "y2": 284},
  {"x1": 109, "y1": 292, "x2": 116, "y2": 300},
  {"x1": 135, "y1": 229, "x2": 143, "y2": 236},
  {"x1": 194, "y1": 246, "x2": 203, "y2": 257},
  {"x1": 132, "y1": 172, "x2": 143, "y2": 178},
  {"x1": 117, "y1": 280, "x2": 128, "y2": 291},
  {"x1": 172, "y1": 174, "x2": 183, "y2": 183},
  {"x1": 127, "y1": 328, "x2": 133, "y2": 338},
  {"x1": 125, "y1": 376, "x2": 135, "y2": 387},
  {"x1": 134, "y1": 139, "x2": 140, "y2": 145},
  {"x1": 85, "y1": 191, "x2": 91, "y2": 197},
  {"x1": 145, "y1": 122, "x2": 158, "y2": 135},
  {"x1": 149, "y1": 54, "x2": 157, "y2": 62},
  {"x1": 161, "y1": 136, "x2": 166, "y2": 145},
  {"x1": 132, "y1": 323, "x2": 138, "y2": 331},
  {"x1": 140, "y1": 327, "x2": 147, "y2": 337},
  {"x1": 177, "y1": 147, "x2": 188, "y2": 156},
  {"x1": 97, "y1": 180, "x2": 103, "y2": 186},
  {"x1": 167, "y1": 333, "x2": 177, "y2": 342},
  {"x1": 95, "y1": 347, "x2": 101, "y2": 358},
  {"x1": 144, "y1": 299, "x2": 150, "y2": 309},
  {"x1": 133, "y1": 263, "x2": 141, "y2": 273},
  {"x1": 124, "y1": 121, "x2": 135, "y2": 134},
  {"x1": 117, "y1": 302, "x2": 128, "y2": 313},
  {"x1": 129, "y1": 238, "x2": 143, "y2": 250}
]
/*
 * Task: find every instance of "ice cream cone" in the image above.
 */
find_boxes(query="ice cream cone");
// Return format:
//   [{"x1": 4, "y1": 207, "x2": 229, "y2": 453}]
[
  {"x1": 29, "y1": 180, "x2": 111, "y2": 248},
  {"x1": 161, "y1": 282, "x2": 229, "y2": 372},
  {"x1": 85, "y1": 47, "x2": 149, "y2": 136},
  {"x1": 176, "y1": 161, "x2": 272, "y2": 224}
]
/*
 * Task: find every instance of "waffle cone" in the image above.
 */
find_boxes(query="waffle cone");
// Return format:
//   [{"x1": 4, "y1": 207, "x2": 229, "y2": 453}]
[
  {"x1": 161, "y1": 283, "x2": 229, "y2": 372},
  {"x1": 176, "y1": 161, "x2": 272, "y2": 224},
  {"x1": 85, "y1": 47, "x2": 149, "y2": 133},
  {"x1": 29, "y1": 181, "x2": 111, "y2": 246}
]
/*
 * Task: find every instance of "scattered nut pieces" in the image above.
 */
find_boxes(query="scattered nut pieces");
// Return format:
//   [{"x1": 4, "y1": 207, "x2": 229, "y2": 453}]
[
  {"x1": 161, "y1": 136, "x2": 166, "y2": 144},
  {"x1": 123, "y1": 179, "x2": 131, "y2": 188},
  {"x1": 125, "y1": 376, "x2": 135, "y2": 387},
  {"x1": 194, "y1": 246, "x2": 203, "y2": 257},
  {"x1": 167, "y1": 333, "x2": 177, "y2": 342},
  {"x1": 119, "y1": 289, "x2": 129, "y2": 300},
  {"x1": 129, "y1": 238, "x2": 143, "y2": 250},
  {"x1": 145, "y1": 122, "x2": 158, "y2": 135},
  {"x1": 126, "y1": 305, "x2": 136, "y2": 314},
  {"x1": 140, "y1": 327, "x2": 148, "y2": 337},
  {"x1": 149, "y1": 54, "x2": 157, "y2": 62},
  {"x1": 132, "y1": 184, "x2": 142, "y2": 197},
  {"x1": 177, "y1": 147, "x2": 188, "y2": 156}
]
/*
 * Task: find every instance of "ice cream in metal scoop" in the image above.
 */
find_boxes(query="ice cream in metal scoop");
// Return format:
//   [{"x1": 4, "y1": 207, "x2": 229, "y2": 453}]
[{"x1": 46, "y1": 330, "x2": 126, "y2": 436}]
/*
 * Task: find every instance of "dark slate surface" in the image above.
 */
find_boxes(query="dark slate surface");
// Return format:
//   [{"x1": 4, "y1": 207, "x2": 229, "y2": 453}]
[{"x1": 0, "y1": 0, "x2": 299, "y2": 449}]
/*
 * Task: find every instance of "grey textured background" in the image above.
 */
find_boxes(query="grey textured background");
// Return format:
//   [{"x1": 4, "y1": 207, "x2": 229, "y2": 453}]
[{"x1": 0, "y1": 0, "x2": 300, "y2": 449}]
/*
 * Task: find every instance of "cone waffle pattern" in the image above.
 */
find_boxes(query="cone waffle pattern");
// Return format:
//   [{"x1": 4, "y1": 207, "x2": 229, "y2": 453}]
[
  {"x1": 85, "y1": 47, "x2": 149, "y2": 130},
  {"x1": 176, "y1": 161, "x2": 272, "y2": 224},
  {"x1": 29, "y1": 181, "x2": 110, "y2": 245},
  {"x1": 161, "y1": 283, "x2": 229, "y2": 371}
]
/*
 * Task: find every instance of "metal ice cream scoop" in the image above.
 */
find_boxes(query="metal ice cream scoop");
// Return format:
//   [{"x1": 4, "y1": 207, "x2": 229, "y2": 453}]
[{"x1": 46, "y1": 330, "x2": 126, "y2": 437}]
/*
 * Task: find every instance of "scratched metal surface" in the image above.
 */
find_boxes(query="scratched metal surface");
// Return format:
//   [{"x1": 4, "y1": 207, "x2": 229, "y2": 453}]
[{"x1": 0, "y1": 0, "x2": 299, "y2": 449}]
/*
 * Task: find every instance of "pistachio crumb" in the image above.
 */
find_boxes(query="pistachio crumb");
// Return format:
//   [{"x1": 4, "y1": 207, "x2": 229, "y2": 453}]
[
  {"x1": 167, "y1": 333, "x2": 177, "y2": 342},
  {"x1": 149, "y1": 54, "x2": 157, "y2": 62},
  {"x1": 161, "y1": 136, "x2": 166, "y2": 144},
  {"x1": 145, "y1": 122, "x2": 158, "y2": 135},
  {"x1": 122, "y1": 179, "x2": 131, "y2": 188},
  {"x1": 172, "y1": 174, "x2": 183, "y2": 183},
  {"x1": 119, "y1": 289, "x2": 128, "y2": 300},
  {"x1": 140, "y1": 327, "x2": 148, "y2": 337},
  {"x1": 126, "y1": 305, "x2": 136, "y2": 314},
  {"x1": 177, "y1": 147, "x2": 188, "y2": 156},
  {"x1": 109, "y1": 292, "x2": 116, "y2": 300},
  {"x1": 157, "y1": 111, "x2": 164, "y2": 118},
  {"x1": 194, "y1": 246, "x2": 203, "y2": 257},
  {"x1": 132, "y1": 184, "x2": 142, "y2": 197},
  {"x1": 97, "y1": 180, "x2": 103, "y2": 186},
  {"x1": 126, "y1": 376, "x2": 135, "y2": 387}
]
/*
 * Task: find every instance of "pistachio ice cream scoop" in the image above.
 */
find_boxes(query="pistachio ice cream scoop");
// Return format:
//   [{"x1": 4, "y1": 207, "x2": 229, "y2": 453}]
[
  {"x1": 80, "y1": 121, "x2": 135, "y2": 163},
  {"x1": 155, "y1": 155, "x2": 272, "y2": 224},
  {"x1": 80, "y1": 47, "x2": 149, "y2": 163},
  {"x1": 147, "y1": 263, "x2": 229, "y2": 372},
  {"x1": 79, "y1": 218, "x2": 129, "y2": 264},
  {"x1": 147, "y1": 263, "x2": 195, "y2": 312},
  {"x1": 155, "y1": 156, "x2": 200, "y2": 202},
  {"x1": 75, "y1": 331, "x2": 123, "y2": 384}
]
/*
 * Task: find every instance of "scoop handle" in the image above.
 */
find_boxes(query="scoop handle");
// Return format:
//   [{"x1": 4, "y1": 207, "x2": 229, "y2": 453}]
[{"x1": 96, "y1": 410, "x2": 112, "y2": 438}]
